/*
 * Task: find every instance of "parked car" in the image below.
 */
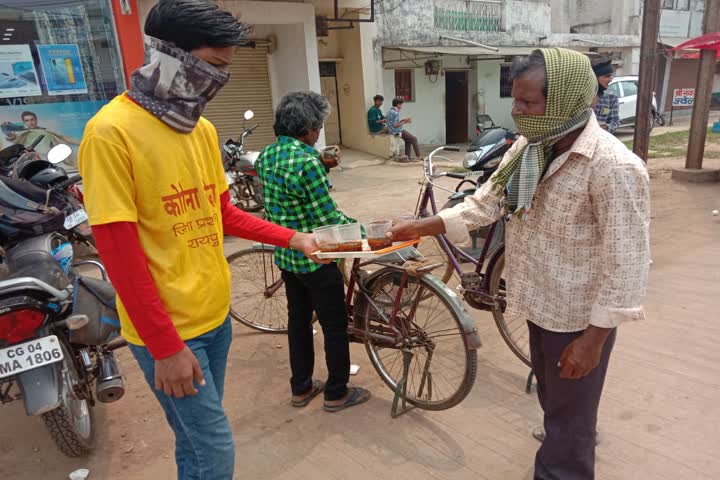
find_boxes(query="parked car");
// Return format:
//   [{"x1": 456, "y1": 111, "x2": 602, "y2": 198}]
[{"x1": 607, "y1": 75, "x2": 662, "y2": 129}]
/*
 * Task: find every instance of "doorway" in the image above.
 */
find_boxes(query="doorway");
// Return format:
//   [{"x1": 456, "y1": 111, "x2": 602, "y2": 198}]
[
  {"x1": 445, "y1": 71, "x2": 469, "y2": 144},
  {"x1": 319, "y1": 62, "x2": 342, "y2": 145}
]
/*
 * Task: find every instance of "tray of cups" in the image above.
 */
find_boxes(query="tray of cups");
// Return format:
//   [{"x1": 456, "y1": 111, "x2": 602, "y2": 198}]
[{"x1": 312, "y1": 221, "x2": 420, "y2": 259}]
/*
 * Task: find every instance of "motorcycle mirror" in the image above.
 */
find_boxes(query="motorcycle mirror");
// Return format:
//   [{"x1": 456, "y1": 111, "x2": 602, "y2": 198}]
[
  {"x1": 47, "y1": 144, "x2": 72, "y2": 164},
  {"x1": 244, "y1": 110, "x2": 255, "y2": 121}
]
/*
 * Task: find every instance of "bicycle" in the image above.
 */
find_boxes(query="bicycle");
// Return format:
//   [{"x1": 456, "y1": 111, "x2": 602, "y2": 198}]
[
  {"x1": 406, "y1": 146, "x2": 531, "y2": 368},
  {"x1": 227, "y1": 242, "x2": 480, "y2": 415}
]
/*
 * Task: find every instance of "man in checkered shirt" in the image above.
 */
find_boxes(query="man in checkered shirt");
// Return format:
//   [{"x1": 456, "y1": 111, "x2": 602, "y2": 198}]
[
  {"x1": 592, "y1": 57, "x2": 620, "y2": 133},
  {"x1": 256, "y1": 91, "x2": 370, "y2": 412}
]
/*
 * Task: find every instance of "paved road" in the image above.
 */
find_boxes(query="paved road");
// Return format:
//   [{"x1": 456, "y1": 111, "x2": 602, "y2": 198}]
[{"x1": 1, "y1": 155, "x2": 718, "y2": 479}]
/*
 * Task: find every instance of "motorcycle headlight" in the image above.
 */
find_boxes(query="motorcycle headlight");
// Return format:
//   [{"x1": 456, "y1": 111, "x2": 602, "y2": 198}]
[
  {"x1": 484, "y1": 156, "x2": 502, "y2": 169},
  {"x1": 463, "y1": 152, "x2": 479, "y2": 169}
]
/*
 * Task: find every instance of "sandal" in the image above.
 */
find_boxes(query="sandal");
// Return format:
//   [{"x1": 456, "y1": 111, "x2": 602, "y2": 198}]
[
  {"x1": 323, "y1": 387, "x2": 371, "y2": 413},
  {"x1": 291, "y1": 380, "x2": 325, "y2": 408}
]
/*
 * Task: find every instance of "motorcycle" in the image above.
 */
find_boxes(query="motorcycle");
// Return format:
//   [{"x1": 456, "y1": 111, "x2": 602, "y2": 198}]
[
  {"x1": 1, "y1": 140, "x2": 95, "y2": 248},
  {"x1": 223, "y1": 110, "x2": 264, "y2": 213},
  {"x1": 443, "y1": 114, "x2": 516, "y2": 210},
  {"x1": 440, "y1": 115, "x2": 516, "y2": 255},
  {"x1": 0, "y1": 230, "x2": 125, "y2": 457}
]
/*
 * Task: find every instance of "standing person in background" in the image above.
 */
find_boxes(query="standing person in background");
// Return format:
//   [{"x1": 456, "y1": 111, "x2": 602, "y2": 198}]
[
  {"x1": 256, "y1": 91, "x2": 371, "y2": 413},
  {"x1": 79, "y1": 1, "x2": 322, "y2": 478},
  {"x1": 386, "y1": 98, "x2": 421, "y2": 161},
  {"x1": 367, "y1": 94, "x2": 388, "y2": 133},
  {"x1": 592, "y1": 57, "x2": 620, "y2": 134}
]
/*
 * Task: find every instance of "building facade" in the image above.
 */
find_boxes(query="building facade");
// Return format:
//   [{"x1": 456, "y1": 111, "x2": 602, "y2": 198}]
[
  {"x1": 0, "y1": 0, "x2": 139, "y2": 167},
  {"x1": 363, "y1": 0, "x2": 645, "y2": 145}
]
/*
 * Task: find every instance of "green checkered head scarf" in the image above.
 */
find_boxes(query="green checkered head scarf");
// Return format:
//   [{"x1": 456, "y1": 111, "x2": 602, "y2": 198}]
[{"x1": 492, "y1": 48, "x2": 597, "y2": 218}]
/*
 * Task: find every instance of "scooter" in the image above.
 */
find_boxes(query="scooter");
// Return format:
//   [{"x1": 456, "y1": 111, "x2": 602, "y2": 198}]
[{"x1": 443, "y1": 114, "x2": 517, "y2": 210}]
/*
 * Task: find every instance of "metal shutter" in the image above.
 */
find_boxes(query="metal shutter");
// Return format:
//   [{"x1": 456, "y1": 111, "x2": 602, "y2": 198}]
[{"x1": 203, "y1": 42, "x2": 275, "y2": 151}]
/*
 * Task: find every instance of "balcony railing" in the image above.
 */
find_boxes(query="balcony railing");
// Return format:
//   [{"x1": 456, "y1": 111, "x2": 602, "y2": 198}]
[{"x1": 433, "y1": 0, "x2": 503, "y2": 32}]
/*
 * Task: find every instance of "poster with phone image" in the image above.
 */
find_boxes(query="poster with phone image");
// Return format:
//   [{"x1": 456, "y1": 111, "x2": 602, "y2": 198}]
[
  {"x1": 37, "y1": 44, "x2": 88, "y2": 96},
  {"x1": 0, "y1": 44, "x2": 42, "y2": 99}
]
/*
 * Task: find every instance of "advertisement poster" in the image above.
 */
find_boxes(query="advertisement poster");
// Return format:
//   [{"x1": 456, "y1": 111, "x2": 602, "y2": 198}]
[
  {"x1": 0, "y1": 45, "x2": 42, "y2": 99},
  {"x1": 0, "y1": 100, "x2": 107, "y2": 170},
  {"x1": 37, "y1": 44, "x2": 88, "y2": 96}
]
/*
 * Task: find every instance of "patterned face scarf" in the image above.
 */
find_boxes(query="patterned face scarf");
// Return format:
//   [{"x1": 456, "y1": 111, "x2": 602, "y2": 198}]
[
  {"x1": 491, "y1": 48, "x2": 597, "y2": 218},
  {"x1": 128, "y1": 37, "x2": 230, "y2": 133}
]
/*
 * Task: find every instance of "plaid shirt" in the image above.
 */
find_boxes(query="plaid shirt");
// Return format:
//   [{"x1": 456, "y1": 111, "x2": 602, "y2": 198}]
[
  {"x1": 593, "y1": 91, "x2": 620, "y2": 133},
  {"x1": 256, "y1": 136, "x2": 352, "y2": 273}
]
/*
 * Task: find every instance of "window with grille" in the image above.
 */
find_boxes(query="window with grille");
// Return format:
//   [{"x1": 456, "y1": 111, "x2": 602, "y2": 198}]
[
  {"x1": 663, "y1": 0, "x2": 690, "y2": 9},
  {"x1": 500, "y1": 65, "x2": 512, "y2": 98},
  {"x1": 395, "y1": 69, "x2": 415, "y2": 102},
  {"x1": 433, "y1": 0, "x2": 503, "y2": 32}
]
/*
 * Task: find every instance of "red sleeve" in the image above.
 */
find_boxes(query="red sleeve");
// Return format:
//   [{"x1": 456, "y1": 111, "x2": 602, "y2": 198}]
[
  {"x1": 220, "y1": 191, "x2": 295, "y2": 248},
  {"x1": 93, "y1": 222, "x2": 185, "y2": 360}
]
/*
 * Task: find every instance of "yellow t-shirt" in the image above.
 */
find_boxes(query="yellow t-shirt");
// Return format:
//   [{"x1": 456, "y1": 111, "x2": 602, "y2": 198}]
[{"x1": 78, "y1": 94, "x2": 230, "y2": 346}]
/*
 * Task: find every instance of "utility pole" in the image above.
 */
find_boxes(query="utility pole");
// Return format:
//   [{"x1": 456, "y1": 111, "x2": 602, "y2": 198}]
[
  {"x1": 633, "y1": 0, "x2": 661, "y2": 163},
  {"x1": 685, "y1": 0, "x2": 720, "y2": 170}
]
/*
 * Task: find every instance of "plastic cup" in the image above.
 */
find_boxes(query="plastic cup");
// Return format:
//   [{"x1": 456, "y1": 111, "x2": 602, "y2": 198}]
[
  {"x1": 365, "y1": 220, "x2": 393, "y2": 251},
  {"x1": 313, "y1": 225, "x2": 340, "y2": 252},
  {"x1": 335, "y1": 223, "x2": 363, "y2": 252}
]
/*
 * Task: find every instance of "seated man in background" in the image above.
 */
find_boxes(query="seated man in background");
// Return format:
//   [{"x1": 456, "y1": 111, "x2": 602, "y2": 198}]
[
  {"x1": 367, "y1": 94, "x2": 387, "y2": 134},
  {"x1": 386, "y1": 98, "x2": 421, "y2": 161}
]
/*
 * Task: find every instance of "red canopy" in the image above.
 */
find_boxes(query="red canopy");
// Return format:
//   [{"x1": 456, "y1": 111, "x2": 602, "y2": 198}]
[{"x1": 671, "y1": 32, "x2": 720, "y2": 58}]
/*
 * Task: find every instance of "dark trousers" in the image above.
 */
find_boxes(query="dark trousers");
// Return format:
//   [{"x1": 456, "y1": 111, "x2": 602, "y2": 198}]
[
  {"x1": 281, "y1": 263, "x2": 350, "y2": 401},
  {"x1": 528, "y1": 321, "x2": 617, "y2": 480},
  {"x1": 401, "y1": 130, "x2": 421, "y2": 158}
]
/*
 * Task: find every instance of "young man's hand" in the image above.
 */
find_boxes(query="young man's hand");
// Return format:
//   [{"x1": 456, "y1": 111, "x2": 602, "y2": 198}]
[
  {"x1": 289, "y1": 232, "x2": 331, "y2": 264},
  {"x1": 155, "y1": 346, "x2": 205, "y2": 398}
]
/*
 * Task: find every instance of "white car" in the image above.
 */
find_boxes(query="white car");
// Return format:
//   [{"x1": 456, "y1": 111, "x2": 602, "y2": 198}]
[{"x1": 607, "y1": 76, "x2": 660, "y2": 129}]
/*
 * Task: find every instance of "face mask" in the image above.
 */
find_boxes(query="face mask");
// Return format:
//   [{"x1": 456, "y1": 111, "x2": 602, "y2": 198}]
[
  {"x1": 128, "y1": 37, "x2": 230, "y2": 133},
  {"x1": 598, "y1": 83, "x2": 607, "y2": 97}
]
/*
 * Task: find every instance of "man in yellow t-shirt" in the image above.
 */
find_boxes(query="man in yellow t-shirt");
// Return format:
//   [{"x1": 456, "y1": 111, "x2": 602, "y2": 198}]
[{"x1": 79, "y1": 2, "x2": 321, "y2": 478}]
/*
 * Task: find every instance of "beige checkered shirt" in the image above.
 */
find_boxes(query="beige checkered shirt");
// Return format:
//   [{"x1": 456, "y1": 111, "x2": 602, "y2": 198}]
[{"x1": 439, "y1": 116, "x2": 650, "y2": 332}]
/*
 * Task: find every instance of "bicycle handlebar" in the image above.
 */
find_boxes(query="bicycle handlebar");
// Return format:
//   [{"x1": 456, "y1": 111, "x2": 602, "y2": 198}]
[{"x1": 445, "y1": 172, "x2": 466, "y2": 180}]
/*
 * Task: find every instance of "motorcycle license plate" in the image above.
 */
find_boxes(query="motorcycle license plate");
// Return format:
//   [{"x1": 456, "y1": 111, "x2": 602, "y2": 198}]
[
  {"x1": 64, "y1": 208, "x2": 89, "y2": 230},
  {"x1": 0, "y1": 335, "x2": 64, "y2": 379},
  {"x1": 466, "y1": 171, "x2": 484, "y2": 177}
]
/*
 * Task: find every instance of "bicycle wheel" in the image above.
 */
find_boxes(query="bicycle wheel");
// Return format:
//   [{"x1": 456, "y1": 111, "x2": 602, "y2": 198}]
[
  {"x1": 361, "y1": 269, "x2": 477, "y2": 410},
  {"x1": 227, "y1": 246, "x2": 289, "y2": 332},
  {"x1": 488, "y1": 252, "x2": 531, "y2": 367}
]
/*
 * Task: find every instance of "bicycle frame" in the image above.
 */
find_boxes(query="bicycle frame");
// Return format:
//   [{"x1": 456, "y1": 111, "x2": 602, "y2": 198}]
[
  {"x1": 345, "y1": 258, "x2": 421, "y2": 348},
  {"x1": 415, "y1": 180, "x2": 500, "y2": 275}
]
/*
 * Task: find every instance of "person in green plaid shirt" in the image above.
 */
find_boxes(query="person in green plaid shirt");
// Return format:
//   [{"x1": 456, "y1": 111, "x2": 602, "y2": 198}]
[{"x1": 256, "y1": 91, "x2": 370, "y2": 412}]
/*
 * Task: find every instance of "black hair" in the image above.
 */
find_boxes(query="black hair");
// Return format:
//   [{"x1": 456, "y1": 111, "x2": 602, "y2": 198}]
[
  {"x1": 273, "y1": 91, "x2": 330, "y2": 138},
  {"x1": 373, "y1": 95, "x2": 384, "y2": 102},
  {"x1": 392, "y1": 98, "x2": 404, "y2": 107},
  {"x1": 510, "y1": 51, "x2": 548, "y2": 98},
  {"x1": 21, "y1": 111, "x2": 37, "y2": 120},
  {"x1": 591, "y1": 56, "x2": 614, "y2": 77},
  {"x1": 145, "y1": 0, "x2": 252, "y2": 51}
]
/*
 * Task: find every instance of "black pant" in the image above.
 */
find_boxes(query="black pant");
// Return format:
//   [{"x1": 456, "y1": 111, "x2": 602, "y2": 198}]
[
  {"x1": 401, "y1": 131, "x2": 421, "y2": 158},
  {"x1": 281, "y1": 264, "x2": 350, "y2": 401},
  {"x1": 528, "y1": 321, "x2": 617, "y2": 480}
]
